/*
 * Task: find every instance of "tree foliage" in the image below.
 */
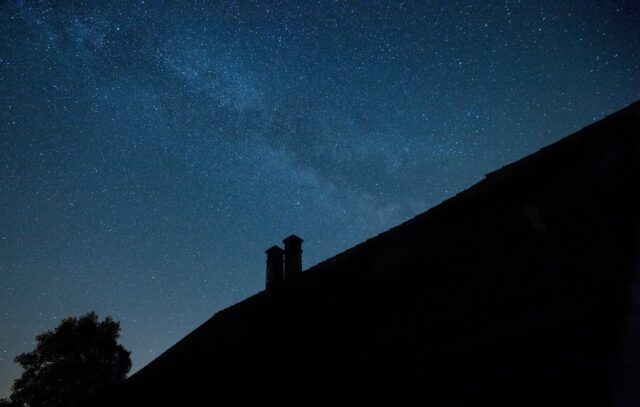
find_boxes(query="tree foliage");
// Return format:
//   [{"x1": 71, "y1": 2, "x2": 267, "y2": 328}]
[{"x1": 1, "y1": 312, "x2": 131, "y2": 407}]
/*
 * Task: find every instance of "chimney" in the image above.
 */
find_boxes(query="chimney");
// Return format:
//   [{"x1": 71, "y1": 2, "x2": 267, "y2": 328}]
[
  {"x1": 283, "y1": 234, "x2": 303, "y2": 282},
  {"x1": 265, "y1": 245, "x2": 284, "y2": 290}
]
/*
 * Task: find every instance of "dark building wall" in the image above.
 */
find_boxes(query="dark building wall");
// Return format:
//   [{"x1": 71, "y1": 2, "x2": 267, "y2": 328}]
[{"x1": 90, "y1": 102, "x2": 639, "y2": 407}]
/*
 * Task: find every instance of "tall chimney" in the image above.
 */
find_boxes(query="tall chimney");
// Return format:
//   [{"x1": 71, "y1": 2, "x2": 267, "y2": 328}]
[
  {"x1": 283, "y1": 234, "x2": 303, "y2": 282},
  {"x1": 265, "y1": 245, "x2": 284, "y2": 290}
]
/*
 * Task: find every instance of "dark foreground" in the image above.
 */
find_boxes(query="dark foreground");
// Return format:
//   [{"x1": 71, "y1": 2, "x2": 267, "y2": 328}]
[{"x1": 86, "y1": 101, "x2": 640, "y2": 406}]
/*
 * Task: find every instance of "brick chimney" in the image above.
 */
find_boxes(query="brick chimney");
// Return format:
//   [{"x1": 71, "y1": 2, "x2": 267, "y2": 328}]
[
  {"x1": 265, "y1": 245, "x2": 284, "y2": 290},
  {"x1": 283, "y1": 234, "x2": 303, "y2": 282}
]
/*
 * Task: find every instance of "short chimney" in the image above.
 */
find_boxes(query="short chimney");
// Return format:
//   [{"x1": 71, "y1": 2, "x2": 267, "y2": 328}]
[
  {"x1": 265, "y1": 245, "x2": 284, "y2": 290},
  {"x1": 283, "y1": 234, "x2": 303, "y2": 282}
]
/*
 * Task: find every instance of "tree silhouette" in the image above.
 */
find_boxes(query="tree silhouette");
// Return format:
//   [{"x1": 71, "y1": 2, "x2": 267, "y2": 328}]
[{"x1": 1, "y1": 312, "x2": 131, "y2": 407}]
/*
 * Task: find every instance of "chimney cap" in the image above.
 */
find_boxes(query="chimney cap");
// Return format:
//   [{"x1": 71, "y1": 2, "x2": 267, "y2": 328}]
[
  {"x1": 265, "y1": 245, "x2": 284, "y2": 254},
  {"x1": 283, "y1": 234, "x2": 303, "y2": 244}
]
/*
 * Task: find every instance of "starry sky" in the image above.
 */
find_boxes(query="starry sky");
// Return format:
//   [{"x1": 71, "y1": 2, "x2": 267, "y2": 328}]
[{"x1": 1, "y1": 0, "x2": 639, "y2": 396}]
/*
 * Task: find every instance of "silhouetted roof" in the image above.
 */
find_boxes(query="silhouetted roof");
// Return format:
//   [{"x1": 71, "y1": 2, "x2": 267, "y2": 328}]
[
  {"x1": 302, "y1": 100, "x2": 640, "y2": 277},
  {"x1": 129, "y1": 100, "x2": 640, "y2": 384},
  {"x1": 98, "y1": 100, "x2": 640, "y2": 407}
]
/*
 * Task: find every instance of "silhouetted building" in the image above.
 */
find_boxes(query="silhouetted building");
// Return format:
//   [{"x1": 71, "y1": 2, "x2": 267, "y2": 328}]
[{"x1": 86, "y1": 101, "x2": 640, "y2": 406}]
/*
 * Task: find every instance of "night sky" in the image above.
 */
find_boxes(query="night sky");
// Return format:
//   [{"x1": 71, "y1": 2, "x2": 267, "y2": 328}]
[{"x1": 1, "y1": 0, "x2": 639, "y2": 396}]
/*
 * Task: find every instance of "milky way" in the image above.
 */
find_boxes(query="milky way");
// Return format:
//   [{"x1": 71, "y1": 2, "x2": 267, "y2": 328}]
[{"x1": 1, "y1": 0, "x2": 638, "y2": 395}]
